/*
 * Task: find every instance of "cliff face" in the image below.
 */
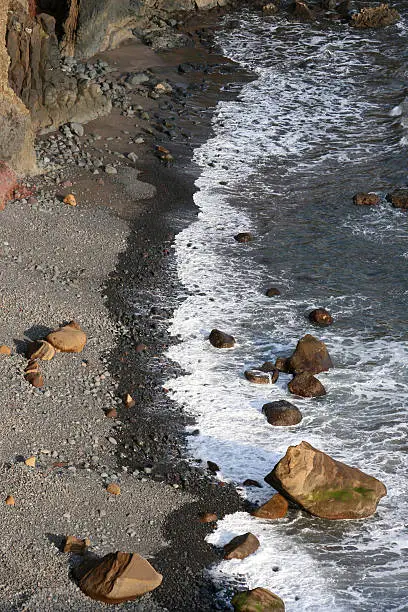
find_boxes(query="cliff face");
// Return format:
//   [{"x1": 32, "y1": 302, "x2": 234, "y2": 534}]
[{"x1": 2, "y1": 0, "x2": 237, "y2": 174}]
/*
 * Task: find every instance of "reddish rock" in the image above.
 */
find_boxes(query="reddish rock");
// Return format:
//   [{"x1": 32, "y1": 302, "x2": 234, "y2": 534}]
[
  {"x1": 209, "y1": 329, "x2": 235, "y2": 348},
  {"x1": 387, "y1": 189, "x2": 408, "y2": 209},
  {"x1": 252, "y1": 494, "x2": 288, "y2": 519},
  {"x1": 224, "y1": 533, "x2": 260, "y2": 560},
  {"x1": 308, "y1": 308, "x2": 333, "y2": 326},
  {"x1": 288, "y1": 373, "x2": 326, "y2": 398},
  {"x1": 265, "y1": 441, "x2": 387, "y2": 519},
  {"x1": 288, "y1": 334, "x2": 333, "y2": 375},
  {"x1": 353, "y1": 192, "x2": 380, "y2": 206},
  {"x1": 0, "y1": 162, "x2": 17, "y2": 211},
  {"x1": 106, "y1": 483, "x2": 121, "y2": 496}
]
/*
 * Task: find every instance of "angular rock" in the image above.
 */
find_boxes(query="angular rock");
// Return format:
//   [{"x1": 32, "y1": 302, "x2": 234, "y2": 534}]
[
  {"x1": 351, "y1": 4, "x2": 400, "y2": 28},
  {"x1": 46, "y1": 321, "x2": 87, "y2": 353},
  {"x1": 252, "y1": 493, "x2": 288, "y2": 519},
  {"x1": 77, "y1": 551, "x2": 162, "y2": 604},
  {"x1": 265, "y1": 441, "x2": 387, "y2": 519},
  {"x1": 245, "y1": 369, "x2": 279, "y2": 384},
  {"x1": 353, "y1": 192, "x2": 380, "y2": 206},
  {"x1": 0, "y1": 162, "x2": 17, "y2": 211},
  {"x1": 64, "y1": 535, "x2": 91, "y2": 554},
  {"x1": 308, "y1": 308, "x2": 333, "y2": 326},
  {"x1": 288, "y1": 372, "x2": 326, "y2": 397},
  {"x1": 209, "y1": 329, "x2": 235, "y2": 348},
  {"x1": 207, "y1": 461, "x2": 220, "y2": 473},
  {"x1": 224, "y1": 533, "x2": 260, "y2": 560},
  {"x1": 288, "y1": 334, "x2": 333, "y2": 375},
  {"x1": 28, "y1": 340, "x2": 55, "y2": 361},
  {"x1": 262, "y1": 400, "x2": 302, "y2": 426},
  {"x1": 265, "y1": 287, "x2": 281, "y2": 297},
  {"x1": 274, "y1": 357, "x2": 291, "y2": 373},
  {"x1": 5, "y1": 495, "x2": 15, "y2": 506},
  {"x1": 25, "y1": 456, "x2": 36, "y2": 467},
  {"x1": 243, "y1": 479, "x2": 262, "y2": 488},
  {"x1": 234, "y1": 232, "x2": 253, "y2": 243},
  {"x1": 386, "y1": 189, "x2": 408, "y2": 209},
  {"x1": 124, "y1": 393, "x2": 135, "y2": 409},
  {"x1": 70, "y1": 122, "x2": 84, "y2": 137},
  {"x1": 232, "y1": 587, "x2": 285, "y2": 611},
  {"x1": 259, "y1": 361, "x2": 276, "y2": 372}
]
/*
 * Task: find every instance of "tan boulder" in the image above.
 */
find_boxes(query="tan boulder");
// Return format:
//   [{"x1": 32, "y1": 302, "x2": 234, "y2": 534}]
[
  {"x1": 209, "y1": 329, "x2": 235, "y2": 348},
  {"x1": 252, "y1": 494, "x2": 288, "y2": 520},
  {"x1": 46, "y1": 321, "x2": 87, "y2": 353},
  {"x1": 64, "y1": 535, "x2": 91, "y2": 554},
  {"x1": 351, "y1": 4, "x2": 400, "y2": 28},
  {"x1": 232, "y1": 587, "x2": 285, "y2": 611},
  {"x1": 78, "y1": 551, "x2": 162, "y2": 604},
  {"x1": 245, "y1": 369, "x2": 278, "y2": 384},
  {"x1": 28, "y1": 340, "x2": 55, "y2": 361},
  {"x1": 265, "y1": 441, "x2": 387, "y2": 519},
  {"x1": 223, "y1": 533, "x2": 260, "y2": 560},
  {"x1": 288, "y1": 372, "x2": 326, "y2": 397},
  {"x1": 288, "y1": 334, "x2": 333, "y2": 374}
]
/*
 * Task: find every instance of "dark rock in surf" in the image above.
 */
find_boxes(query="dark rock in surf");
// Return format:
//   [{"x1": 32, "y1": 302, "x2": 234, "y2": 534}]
[
  {"x1": 353, "y1": 192, "x2": 380, "y2": 206},
  {"x1": 245, "y1": 369, "x2": 279, "y2": 384},
  {"x1": 243, "y1": 479, "x2": 262, "y2": 488},
  {"x1": 288, "y1": 372, "x2": 326, "y2": 398},
  {"x1": 209, "y1": 329, "x2": 235, "y2": 348},
  {"x1": 293, "y1": 0, "x2": 314, "y2": 19},
  {"x1": 265, "y1": 287, "x2": 281, "y2": 297},
  {"x1": 386, "y1": 189, "x2": 408, "y2": 209},
  {"x1": 260, "y1": 361, "x2": 277, "y2": 372},
  {"x1": 275, "y1": 357, "x2": 291, "y2": 373},
  {"x1": 234, "y1": 232, "x2": 253, "y2": 243},
  {"x1": 288, "y1": 334, "x2": 333, "y2": 375},
  {"x1": 207, "y1": 461, "x2": 220, "y2": 473},
  {"x1": 262, "y1": 400, "x2": 302, "y2": 426},
  {"x1": 308, "y1": 308, "x2": 333, "y2": 326},
  {"x1": 223, "y1": 532, "x2": 260, "y2": 560}
]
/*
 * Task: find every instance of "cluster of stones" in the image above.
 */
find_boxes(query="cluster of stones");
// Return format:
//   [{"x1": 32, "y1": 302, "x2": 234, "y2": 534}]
[{"x1": 354, "y1": 189, "x2": 408, "y2": 210}]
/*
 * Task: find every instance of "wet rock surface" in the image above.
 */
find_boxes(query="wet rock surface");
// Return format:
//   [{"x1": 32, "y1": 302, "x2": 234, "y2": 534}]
[{"x1": 262, "y1": 400, "x2": 302, "y2": 426}]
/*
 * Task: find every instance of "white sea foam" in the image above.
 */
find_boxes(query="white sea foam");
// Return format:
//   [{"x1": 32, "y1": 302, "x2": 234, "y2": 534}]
[{"x1": 166, "y1": 8, "x2": 408, "y2": 611}]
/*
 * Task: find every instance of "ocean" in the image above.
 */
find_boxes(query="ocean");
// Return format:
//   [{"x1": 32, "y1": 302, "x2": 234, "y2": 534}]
[{"x1": 166, "y1": 6, "x2": 408, "y2": 610}]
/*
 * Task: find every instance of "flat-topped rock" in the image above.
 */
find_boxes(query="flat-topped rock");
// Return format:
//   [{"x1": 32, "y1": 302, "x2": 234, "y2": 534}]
[
  {"x1": 224, "y1": 532, "x2": 260, "y2": 560},
  {"x1": 232, "y1": 587, "x2": 285, "y2": 611}
]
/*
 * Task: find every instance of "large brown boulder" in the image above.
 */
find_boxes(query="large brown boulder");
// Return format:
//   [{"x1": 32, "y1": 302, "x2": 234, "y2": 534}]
[
  {"x1": 209, "y1": 329, "x2": 235, "y2": 348},
  {"x1": 288, "y1": 372, "x2": 326, "y2": 397},
  {"x1": 224, "y1": 533, "x2": 260, "y2": 560},
  {"x1": 232, "y1": 587, "x2": 285, "y2": 611},
  {"x1": 262, "y1": 400, "x2": 302, "y2": 426},
  {"x1": 288, "y1": 334, "x2": 333, "y2": 374},
  {"x1": 265, "y1": 441, "x2": 387, "y2": 519},
  {"x1": 77, "y1": 551, "x2": 162, "y2": 604},
  {"x1": 46, "y1": 321, "x2": 87, "y2": 353},
  {"x1": 386, "y1": 189, "x2": 408, "y2": 209}
]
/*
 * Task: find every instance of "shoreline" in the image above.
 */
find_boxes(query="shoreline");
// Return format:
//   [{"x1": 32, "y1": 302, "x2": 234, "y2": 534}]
[{"x1": 0, "y1": 8, "x2": 256, "y2": 611}]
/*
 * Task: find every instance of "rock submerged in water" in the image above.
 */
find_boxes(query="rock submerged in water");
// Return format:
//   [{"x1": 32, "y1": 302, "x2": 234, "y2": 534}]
[
  {"x1": 353, "y1": 192, "x2": 380, "y2": 206},
  {"x1": 386, "y1": 189, "x2": 408, "y2": 209},
  {"x1": 223, "y1": 532, "x2": 260, "y2": 560},
  {"x1": 244, "y1": 369, "x2": 279, "y2": 384},
  {"x1": 265, "y1": 287, "x2": 281, "y2": 297},
  {"x1": 308, "y1": 308, "x2": 333, "y2": 326},
  {"x1": 234, "y1": 232, "x2": 253, "y2": 243},
  {"x1": 209, "y1": 329, "x2": 235, "y2": 348},
  {"x1": 232, "y1": 587, "x2": 285, "y2": 611},
  {"x1": 262, "y1": 400, "x2": 302, "y2": 426},
  {"x1": 288, "y1": 372, "x2": 326, "y2": 397},
  {"x1": 252, "y1": 493, "x2": 288, "y2": 519},
  {"x1": 265, "y1": 441, "x2": 387, "y2": 519},
  {"x1": 77, "y1": 551, "x2": 162, "y2": 604},
  {"x1": 289, "y1": 334, "x2": 333, "y2": 375},
  {"x1": 46, "y1": 321, "x2": 87, "y2": 353}
]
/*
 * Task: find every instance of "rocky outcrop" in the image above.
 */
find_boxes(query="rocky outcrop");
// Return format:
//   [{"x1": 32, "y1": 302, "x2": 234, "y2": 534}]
[
  {"x1": 265, "y1": 441, "x2": 387, "y2": 519},
  {"x1": 0, "y1": 0, "x2": 36, "y2": 174},
  {"x1": 288, "y1": 334, "x2": 333, "y2": 375},
  {"x1": 350, "y1": 4, "x2": 400, "y2": 28}
]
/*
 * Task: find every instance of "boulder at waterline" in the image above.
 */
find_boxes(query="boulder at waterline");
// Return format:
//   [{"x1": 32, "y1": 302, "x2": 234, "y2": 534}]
[
  {"x1": 274, "y1": 357, "x2": 291, "y2": 373},
  {"x1": 350, "y1": 4, "x2": 400, "y2": 28},
  {"x1": 232, "y1": 587, "x2": 285, "y2": 611},
  {"x1": 386, "y1": 189, "x2": 408, "y2": 209},
  {"x1": 262, "y1": 400, "x2": 302, "y2": 426},
  {"x1": 264, "y1": 441, "x2": 387, "y2": 519},
  {"x1": 77, "y1": 551, "x2": 162, "y2": 604},
  {"x1": 263, "y1": 3, "x2": 278, "y2": 14},
  {"x1": 245, "y1": 369, "x2": 279, "y2": 384},
  {"x1": 252, "y1": 493, "x2": 288, "y2": 519},
  {"x1": 353, "y1": 192, "x2": 380, "y2": 206},
  {"x1": 265, "y1": 287, "x2": 281, "y2": 297},
  {"x1": 288, "y1": 334, "x2": 333, "y2": 374},
  {"x1": 288, "y1": 372, "x2": 326, "y2": 397},
  {"x1": 293, "y1": 0, "x2": 314, "y2": 19},
  {"x1": 209, "y1": 329, "x2": 235, "y2": 348},
  {"x1": 234, "y1": 232, "x2": 253, "y2": 243},
  {"x1": 308, "y1": 308, "x2": 333, "y2": 327},
  {"x1": 259, "y1": 360, "x2": 276, "y2": 372},
  {"x1": 46, "y1": 321, "x2": 87, "y2": 353},
  {"x1": 224, "y1": 532, "x2": 260, "y2": 560}
]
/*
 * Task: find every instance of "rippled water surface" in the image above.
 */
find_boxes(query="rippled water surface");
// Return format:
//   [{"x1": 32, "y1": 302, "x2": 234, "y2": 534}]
[{"x1": 167, "y1": 7, "x2": 408, "y2": 611}]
